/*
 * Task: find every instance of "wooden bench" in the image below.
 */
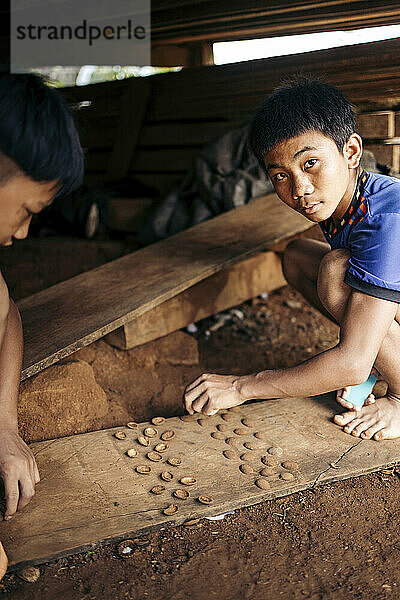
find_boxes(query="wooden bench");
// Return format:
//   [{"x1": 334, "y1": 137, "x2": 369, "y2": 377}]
[{"x1": 18, "y1": 194, "x2": 312, "y2": 380}]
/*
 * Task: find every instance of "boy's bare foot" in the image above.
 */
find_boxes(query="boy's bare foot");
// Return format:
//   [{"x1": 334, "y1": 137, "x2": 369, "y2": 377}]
[
  {"x1": 334, "y1": 394, "x2": 400, "y2": 440},
  {"x1": 0, "y1": 542, "x2": 7, "y2": 581}
]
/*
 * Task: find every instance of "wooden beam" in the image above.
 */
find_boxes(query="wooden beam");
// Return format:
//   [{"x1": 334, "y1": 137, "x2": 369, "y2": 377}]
[
  {"x1": 18, "y1": 194, "x2": 312, "y2": 381},
  {"x1": 105, "y1": 250, "x2": 285, "y2": 349}
]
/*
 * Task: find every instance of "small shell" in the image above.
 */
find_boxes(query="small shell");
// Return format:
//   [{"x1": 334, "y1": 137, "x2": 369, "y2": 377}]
[
  {"x1": 161, "y1": 471, "x2": 174, "y2": 481},
  {"x1": 268, "y1": 446, "x2": 283, "y2": 456},
  {"x1": 239, "y1": 464, "x2": 255, "y2": 474},
  {"x1": 240, "y1": 452, "x2": 254, "y2": 462},
  {"x1": 161, "y1": 430, "x2": 175, "y2": 441},
  {"x1": 151, "y1": 417, "x2": 165, "y2": 426},
  {"x1": 198, "y1": 495, "x2": 213, "y2": 505},
  {"x1": 163, "y1": 504, "x2": 179, "y2": 515},
  {"x1": 138, "y1": 436, "x2": 150, "y2": 447},
  {"x1": 217, "y1": 423, "x2": 230, "y2": 432},
  {"x1": 144, "y1": 427, "x2": 157, "y2": 438},
  {"x1": 241, "y1": 418, "x2": 255, "y2": 428},
  {"x1": 197, "y1": 419, "x2": 208, "y2": 427},
  {"x1": 154, "y1": 442, "x2": 168, "y2": 453},
  {"x1": 221, "y1": 413, "x2": 234, "y2": 422},
  {"x1": 126, "y1": 448, "x2": 137, "y2": 458},
  {"x1": 255, "y1": 478, "x2": 271, "y2": 490},
  {"x1": 223, "y1": 450, "x2": 237, "y2": 460},
  {"x1": 244, "y1": 441, "x2": 260, "y2": 450},
  {"x1": 180, "y1": 476, "x2": 196, "y2": 486},
  {"x1": 261, "y1": 456, "x2": 276, "y2": 466},
  {"x1": 17, "y1": 567, "x2": 40, "y2": 583},
  {"x1": 254, "y1": 431, "x2": 267, "y2": 440},
  {"x1": 280, "y1": 472, "x2": 295, "y2": 481},
  {"x1": 225, "y1": 437, "x2": 238, "y2": 446},
  {"x1": 184, "y1": 518, "x2": 200, "y2": 526},
  {"x1": 114, "y1": 431, "x2": 127, "y2": 440},
  {"x1": 260, "y1": 467, "x2": 275, "y2": 477},
  {"x1": 167, "y1": 457, "x2": 182, "y2": 467},
  {"x1": 147, "y1": 451, "x2": 162, "y2": 462},
  {"x1": 126, "y1": 422, "x2": 138, "y2": 429},
  {"x1": 136, "y1": 465, "x2": 151, "y2": 474},
  {"x1": 211, "y1": 432, "x2": 225, "y2": 440},
  {"x1": 234, "y1": 428, "x2": 248, "y2": 436},
  {"x1": 117, "y1": 540, "x2": 135, "y2": 559},
  {"x1": 132, "y1": 538, "x2": 150, "y2": 546},
  {"x1": 151, "y1": 485, "x2": 166, "y2": 495},
  {"x1": 173, "y1": 489, "x2": 190, "y2": 499},
  {"x1": 282, "y1": 461, "x2": 299, "y2": 471},
  {"x1": 180, "y1": 415, "x2": 195, "y2": 422}
]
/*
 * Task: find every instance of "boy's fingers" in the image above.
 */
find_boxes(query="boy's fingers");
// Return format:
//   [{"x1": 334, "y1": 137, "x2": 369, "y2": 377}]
[
  {"x1": 364, "y1": 393, "x2": 376, "y2": 405},
  {"x1": 336, "y1": 397, "x2": 358, "y2": 411},
  {"x1": 17, "y1": 478, "x2": 35, "y2": 512},
  {"x1": 191, "y1": 392, "x2": 209, "y2": 414},
  {"x1": 4, "y1": 478, "x2": 19, "y2": 520},
  {"x1": 34, "y1": 461, "x2": 40, "y2": 484}
]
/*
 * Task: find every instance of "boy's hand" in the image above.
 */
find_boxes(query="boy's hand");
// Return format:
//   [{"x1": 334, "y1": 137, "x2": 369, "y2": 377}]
[
  {"x1": 336, "y1": 367, "x2": 381, "y2": 411},
  {"x1": 183, "y1": 373, "x2": 245, "y2": 415},
  {"x1": 0, "y1": 430, "x2": 40, "y2": 520},
  {"x1": 336, "y1": 387, "x2": 375, "y2": 411}
]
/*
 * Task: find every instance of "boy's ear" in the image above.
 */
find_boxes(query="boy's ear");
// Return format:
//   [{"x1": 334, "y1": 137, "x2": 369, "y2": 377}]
[{"x1": 343, "y1": 133, "x2": 363, "y2": 169}]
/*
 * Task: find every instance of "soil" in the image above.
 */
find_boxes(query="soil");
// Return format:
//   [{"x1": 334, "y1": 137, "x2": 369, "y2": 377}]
[{"x1": 0, "y1": 233, "x2": 398, "y2": 600}]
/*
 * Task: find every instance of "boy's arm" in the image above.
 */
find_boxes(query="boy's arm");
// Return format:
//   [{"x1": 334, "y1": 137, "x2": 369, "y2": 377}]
[
  {"x1": 184, "y1": 290, "x2": 397, "y2": 414},
  {"x1": 0, "y1": 278, "x2": 40, "y2": 520}
]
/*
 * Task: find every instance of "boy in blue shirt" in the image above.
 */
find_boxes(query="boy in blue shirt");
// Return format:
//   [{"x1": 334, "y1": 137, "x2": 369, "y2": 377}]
[
  {"x1": 0, "y1": 70, "x2": 83, "y2": 542},
  {"x1": 184, "y1": 77, "x2": 400, "y2": 443}
]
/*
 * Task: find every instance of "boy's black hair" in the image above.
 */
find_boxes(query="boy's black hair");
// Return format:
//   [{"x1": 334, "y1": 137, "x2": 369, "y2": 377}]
[
  {"x1": 249, "y1": 76, "x2": 356, "y2": 172},
  {"x1": 0, "y1": 70, "x2": 84, "y2": 197}
]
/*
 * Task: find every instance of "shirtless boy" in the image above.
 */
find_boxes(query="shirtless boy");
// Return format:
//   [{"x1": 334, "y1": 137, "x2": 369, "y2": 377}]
[
  {"x1": 0, "y1": 71, "x2": 83, "y2": 576},
  {"x1": 184, "y1": 77, "x2": 400, "y2": 442}
]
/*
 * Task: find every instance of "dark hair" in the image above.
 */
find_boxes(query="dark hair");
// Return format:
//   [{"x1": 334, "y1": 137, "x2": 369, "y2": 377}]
[
  {"x1": 249, "y1": 76, "x2": 356, "y2": 172},
  {"x1": 0, "y1": 70, "x2": 84, "y2": 197}
]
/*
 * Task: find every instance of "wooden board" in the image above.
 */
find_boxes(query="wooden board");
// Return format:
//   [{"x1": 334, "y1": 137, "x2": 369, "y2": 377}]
[
  {"x1": 18, "y1": 194, "x2": 312, "y2": 381},
  {"x1": 105, "y1": 250, "x2": 285, "y2": 349},
  {"x1": 2, "y1": 394, "x2": 400, "y2": 570}
]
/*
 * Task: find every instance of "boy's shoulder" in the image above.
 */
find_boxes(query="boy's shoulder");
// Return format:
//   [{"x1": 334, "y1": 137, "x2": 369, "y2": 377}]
[{"x1": 364, "y1": 171, "x2": 400, "y2": 217}]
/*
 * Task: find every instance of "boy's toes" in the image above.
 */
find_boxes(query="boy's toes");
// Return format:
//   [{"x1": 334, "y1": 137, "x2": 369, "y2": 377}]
[
  {"x1": 352, "y1": 421, "x2": 372, "y2": 437},
  {"x1": 361, "y1": 425, "x2": 380, "y2": 439},
  {"x1": 334, "y1": 411, "x2": 357, "y2": 426},
  {"x1": 374, "y1": 427, "x2": 390, "y2": 441}
]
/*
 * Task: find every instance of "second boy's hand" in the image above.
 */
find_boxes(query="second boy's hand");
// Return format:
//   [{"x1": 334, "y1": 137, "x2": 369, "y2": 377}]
[
  {"x1": 0, "y1": 429, "x2": 39, "y2": 520},
  {"x1": 0, "y1": 296, "x2": 40, "y2": 520}
]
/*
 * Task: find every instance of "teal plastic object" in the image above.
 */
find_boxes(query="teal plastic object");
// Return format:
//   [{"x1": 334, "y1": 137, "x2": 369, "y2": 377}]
[{"x1": 345, "y1": 374, "x2": 377, "y2": 408}]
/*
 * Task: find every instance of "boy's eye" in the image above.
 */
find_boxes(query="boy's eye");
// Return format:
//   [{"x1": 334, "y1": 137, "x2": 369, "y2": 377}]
[
  {"x1": 273, "y1": 172, "x2": 287, "y2": 182},
  {"x1": 305, "y1": 158, "x2": 317, "y2": 169}
]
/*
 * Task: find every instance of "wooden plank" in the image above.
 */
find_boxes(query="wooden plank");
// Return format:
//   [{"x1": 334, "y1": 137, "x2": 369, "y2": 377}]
[
  {"x1": 18, "y1": 194, "x2": 311, "y2": 381},
  {"x1": 106, "y1": 78, "x2": 152, "y2": 181},
  {"x1": 105, "y1": 251, "x2": 285, "y2": 349},
  {"x1": 2, "y1": 394, "x2": 400, "y2": 569}
]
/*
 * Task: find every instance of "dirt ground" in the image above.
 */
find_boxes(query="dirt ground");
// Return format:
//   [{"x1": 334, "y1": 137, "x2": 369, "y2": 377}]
[{"x1": 0, "y1": 234, "x2": 399, "y2": 600}]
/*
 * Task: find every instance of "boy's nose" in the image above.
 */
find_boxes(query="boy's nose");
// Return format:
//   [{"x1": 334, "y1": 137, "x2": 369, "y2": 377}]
[
  {"x1": 13, "y1": 217, "x2": 32, "y2": 240},
  {"x1": 292, "y1": 176, "x2": 314, "y2": 200}
]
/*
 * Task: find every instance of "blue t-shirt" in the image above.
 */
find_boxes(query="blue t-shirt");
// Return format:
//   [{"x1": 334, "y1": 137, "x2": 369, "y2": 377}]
[{"x1": 319, "y1": 171, "x2": 400, "y2": 303}]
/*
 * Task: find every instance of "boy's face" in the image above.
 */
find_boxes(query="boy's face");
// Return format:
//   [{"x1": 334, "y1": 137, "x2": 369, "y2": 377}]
[
  {"x1": 0, "y1": 174, "x2": 59, "y2": 246},
  {"x1": 264, "y1": 130, "x2": 362, "y2": 223}
]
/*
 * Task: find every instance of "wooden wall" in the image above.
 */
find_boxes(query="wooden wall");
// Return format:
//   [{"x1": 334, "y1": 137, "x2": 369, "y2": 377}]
[{"x1": 61, "y1": 38, "x2": 400, "y2": 192}]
